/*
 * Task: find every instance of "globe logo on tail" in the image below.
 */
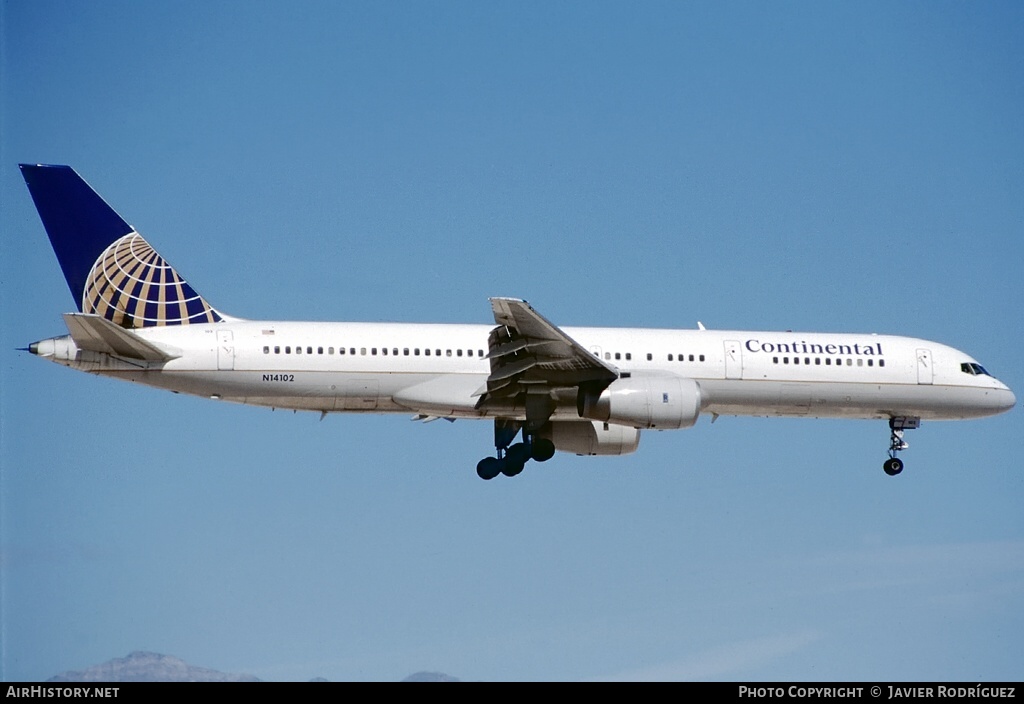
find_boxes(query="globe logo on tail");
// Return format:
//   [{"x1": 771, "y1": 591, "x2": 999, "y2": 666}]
[{"x1": 82, "y1": 233, "x2": 222, "y2": 327}]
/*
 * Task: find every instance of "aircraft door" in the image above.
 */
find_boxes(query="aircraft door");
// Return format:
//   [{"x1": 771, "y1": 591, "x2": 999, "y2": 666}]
[
  {"x1": 916, "y1": 348, "x2": 933, "y2": 385},
  {"x1": 217, "y1": 330, "x2": 235, "y2": 371},
  {"x1": 724, "y1": 340, "x2": 742, "y2": 380}
]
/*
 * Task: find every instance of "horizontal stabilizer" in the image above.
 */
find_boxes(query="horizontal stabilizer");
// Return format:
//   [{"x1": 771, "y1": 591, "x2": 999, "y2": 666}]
[{"x1": 63, "y1": 313, "x2": 180, "y2": 362}]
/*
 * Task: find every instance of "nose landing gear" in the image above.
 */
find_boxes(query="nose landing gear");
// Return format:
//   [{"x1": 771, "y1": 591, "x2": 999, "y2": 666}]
[{"x1": 883, "y1": 417, "x2": 919, "y2": 476}]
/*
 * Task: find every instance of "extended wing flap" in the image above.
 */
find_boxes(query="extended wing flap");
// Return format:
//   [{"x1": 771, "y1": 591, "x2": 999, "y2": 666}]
[
  {"x1": 491, "y1": 298, "x2": 568, "y2": 344},
  {"x1": 63, "y1": 313, "x2": 180, "y2": 362},
  {"x1": 487, "y1": 298, "x2": 617, "y2": 375},
  {"x1": 478, "y1": 298, "x2": 618, "y2": 409}
]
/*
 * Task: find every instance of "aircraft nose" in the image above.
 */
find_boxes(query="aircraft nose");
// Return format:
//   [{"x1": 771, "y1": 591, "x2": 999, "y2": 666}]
[{"x1": 997, "y1": 387, "x2": 1016, "y2": 413}]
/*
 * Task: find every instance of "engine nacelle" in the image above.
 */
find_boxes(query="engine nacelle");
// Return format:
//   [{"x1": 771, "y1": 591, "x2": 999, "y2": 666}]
[
  {"x1": 539, "y1": 420, "x2": 641, "y2": 456},
  {"x1": 577, "y1": 375, "x2": 702, "y2": 430}
]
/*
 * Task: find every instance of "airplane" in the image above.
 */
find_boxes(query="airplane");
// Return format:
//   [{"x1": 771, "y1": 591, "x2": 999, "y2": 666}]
[{"x1": 20, "y1": 164, "x2": 1016, "y2": 480}]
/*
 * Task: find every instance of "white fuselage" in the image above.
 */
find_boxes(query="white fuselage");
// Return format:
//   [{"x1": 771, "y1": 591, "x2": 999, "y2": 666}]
[
  {"x1": 32, "y1": 319, "x2": 1017, "y2": 423},
  {"x1": 19, "y1": 164, "x2": 1015, "y2": 472}
]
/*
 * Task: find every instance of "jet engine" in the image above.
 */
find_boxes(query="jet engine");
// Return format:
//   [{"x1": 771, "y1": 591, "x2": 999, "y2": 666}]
[
  {"x1": 539, "y1": 420, "x2": 641, "y2": 456},
  {"x1": 577, "y1": 375, "x2": 702, "y2": 430}
]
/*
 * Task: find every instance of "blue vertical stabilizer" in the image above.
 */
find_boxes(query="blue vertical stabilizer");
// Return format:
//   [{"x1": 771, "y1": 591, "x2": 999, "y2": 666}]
[
  {"x1": 20, "y1": 164, "x2": 133, "y2": 309},
  {"x1": 20, "y1": 164, "x2": 222, "y2": 327}
]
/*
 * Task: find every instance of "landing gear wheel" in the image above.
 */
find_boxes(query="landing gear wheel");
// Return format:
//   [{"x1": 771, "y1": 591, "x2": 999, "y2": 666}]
[
  {"x1": 502, "y1": 443, "x2": 529, "y2": 477},
  {"x1": 477, "y1": 419, "x2": 557, "y2": 479},
  {"x1": 477, "y1": 457, "x2": 502, "y2": 480},
  {"x1": 501, "y1": 458, "x2": 525, "y2": 477},
  {"x1": 531, "y1": 438, "x2": 555, "y2": 462},
  {"x1": 506, "y1": 443, "x2": 531, "y2": 464},
  {"x1": 882, "y1": 418, "x2": 917, "y2": 477},
  {"x1": 883, "y1": 457, "x2": 904, "y2": 476}
]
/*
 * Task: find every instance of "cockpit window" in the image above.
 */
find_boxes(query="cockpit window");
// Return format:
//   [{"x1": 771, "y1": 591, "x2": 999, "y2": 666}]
[{"x1": 961, "y1": 362, "x2": 991, "y2": 376}]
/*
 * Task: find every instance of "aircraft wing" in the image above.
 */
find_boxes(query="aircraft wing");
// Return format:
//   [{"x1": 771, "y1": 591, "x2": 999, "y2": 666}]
[
  {"x1": 477, "y1": 298, "x2": 618, "y2": 406},
  {"x1": 63, "y1": 313, "x2": 181, "y2": 362}
]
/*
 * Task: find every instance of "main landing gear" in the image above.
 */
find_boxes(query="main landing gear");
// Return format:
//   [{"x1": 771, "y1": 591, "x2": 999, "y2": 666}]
[
  {"x1": 476, "y1": 419, "x2": 555, "y2": 480},
  {"x1": 883, "y1": 417, "x2": 919, "y2": 476}
]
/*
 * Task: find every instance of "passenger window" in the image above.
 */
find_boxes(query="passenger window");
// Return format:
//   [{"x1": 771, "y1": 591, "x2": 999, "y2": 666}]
[
  {"x1": 425, "y1": 349, "x2": 431, "y2": 356},
  {"x1": 329, "y1": 347, "x2": 334, "y2": 355},
  {"x1": 605, "y1": 352, "x2": 611, "y2": 360},
  {"x1": 274, "y1": 346, "x2": 280, "y2": 354},
  {"x1": 773, "y1": 357, "x2": 778, "y2": 364},
  {"x1": 360, "y1": 348, "x2": 366, "y2": 355},
  {"x1": 350, "y1": 348, "x2": 356, "y2": 355},
  {"x1": 668, "y1": 354, "x2": 674, "y2": 361},
  {"x1": 615, "y1": 352, "x2": 621, "y2": 360},
  {"x1": 285, "y1": 346, "x2": 291, "y2": 354},
  {"x1": 457, "y1": 349, "x2": 463, "y2": 357},
  {"x1": 647, "y1": 353, "x2": 652, "y2": 361},
  {"x1": 263, "y1": 346, "x2": 269, "y2": 354},
  {"x1": 436, "y1": 349, "x2": 441, "y2": 356},
  {"x1": 446, "y1": 350, "x2": 452, "y2": 357},
  {"x1": 372, "y1": 348, "x2": 377, "y2": 356},
  {"x1": 857, "y1": 359, "x2": 863, "y2": 367},
  {"x1": 794, "y1": 357, "x2": 800, "y2": 365},
  {"x1": 625, "y1": 353, "x2": 632, "y2": 361},
  {"x1": 296, "y1": 347, "x2": 302, "y2": 355},
  {"x1": 318, "y1": 347, "x2": 323, "y2": 355},
  {"x1": 699, "y1": 355, "x2": 705, "y2": 362},
  {"x1": 404, "y1": 348, "x2": 410, "y2": 356},
  {"x1": 382, "y1": 348, "x2": 388, "y2": 356},
  {"x1": 415, "y1": 348, "x2": 420, "y2": 356},
  {"x1": 879, "y1": 359, "x2": 885, "y2": 367},
  {"x1": 307, "y1": 347, "x2": 312, "y2": 354},
  {"x1": 392, "y1": 348, "x2": 398, "y2": 356}
]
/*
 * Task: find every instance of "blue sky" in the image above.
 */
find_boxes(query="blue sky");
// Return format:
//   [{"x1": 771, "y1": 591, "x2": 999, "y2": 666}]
[{"x1": 2, "y1": 0, "x2": 1022, "y2": 682}]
